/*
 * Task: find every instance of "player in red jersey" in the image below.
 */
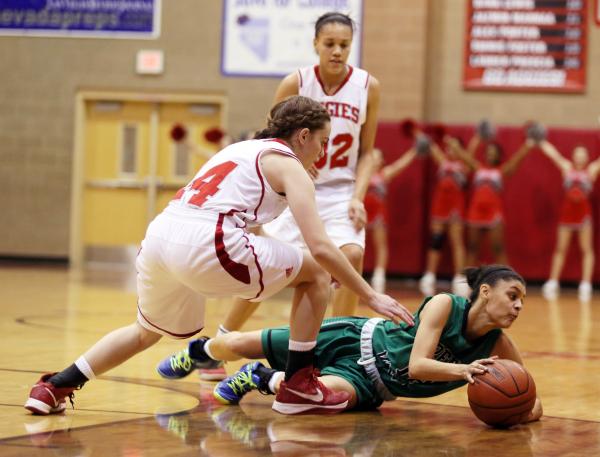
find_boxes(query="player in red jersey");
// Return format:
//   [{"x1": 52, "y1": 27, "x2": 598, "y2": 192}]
[{"x1": 539, "y1": 140, "x2": 600, "y2": 302}]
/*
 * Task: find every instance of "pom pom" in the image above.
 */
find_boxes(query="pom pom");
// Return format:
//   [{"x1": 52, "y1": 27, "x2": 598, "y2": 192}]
[
  {"x1": 426, "y1": 123, "x2": 447, "y2": 143},
  {"x1": 204, "y1": 127, "x2": 225, "y2": 144},
  {"x1": 477, "y1": 119, "x2": 496, "y2": 141},
  {"x1": 170, "y1": 124, "x2": 187, "y2": 142},
  {"x1": 414, "y1": 134, "x2": 431, "y2": 156},
  {"x1": 525, "y1": 122, "x2": 546, "y2": 143},
  {"x1": 400, "y1": 118, "x2": 419, "y2": 138}
]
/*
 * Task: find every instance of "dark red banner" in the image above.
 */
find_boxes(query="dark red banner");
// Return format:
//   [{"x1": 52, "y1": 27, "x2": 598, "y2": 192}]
[{"x1": 463, "y1": 0, "x2": 587, "y2": 93}]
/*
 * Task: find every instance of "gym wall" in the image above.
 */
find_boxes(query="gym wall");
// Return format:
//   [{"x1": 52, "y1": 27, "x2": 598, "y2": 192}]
[{"x1": 0, "y1": 0, "x2": 598, "y2": 280}]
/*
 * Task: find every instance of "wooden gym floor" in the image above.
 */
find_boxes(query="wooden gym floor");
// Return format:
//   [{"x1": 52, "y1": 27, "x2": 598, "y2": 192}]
[{"x1": 0, "y1": 264, "x2": 599, "y2": 456}]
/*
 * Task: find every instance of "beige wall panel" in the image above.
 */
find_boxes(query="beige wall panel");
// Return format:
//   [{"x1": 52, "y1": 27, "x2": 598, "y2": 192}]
[
  {"x1": 8, "y1": 0, "x2": 598, "y2": 257},
  {"x1": 425, "y1": 0, "x2": 600, "y2": 127},
  {"x1": 362, "y1": 0, "x2": 429, "y2": 121},
  {"x1": 0, "y1": 1, "x2": 275, "y2": 257},
  {"x1": 0, "y1": 0, "x2": 429, "y2": 257}
]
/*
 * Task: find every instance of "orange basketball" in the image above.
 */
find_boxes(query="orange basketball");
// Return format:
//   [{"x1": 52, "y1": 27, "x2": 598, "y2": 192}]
[{"x1": 467, "y1": 359, "x2": 536, "y2": 428}]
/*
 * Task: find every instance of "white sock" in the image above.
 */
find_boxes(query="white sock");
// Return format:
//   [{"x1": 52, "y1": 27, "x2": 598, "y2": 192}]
[
  {"x1": 268, "y1": 371, "x2": 284, "y2": 394},
  {"x1": 216, "y1": 325, "x2": 230, "y2": 337},
  {"x1": 422, "y1": 271, "x2": 435, "y2": 280},
  {"x1": 373, "y1": 267, "x2": 385, "y2": 278},
  {"x1": 288, "y1": 339, "x2": 316, "y2": 351},
  {"x1": 75, "y1": 356, "x2": 96, "y2": 380},
  {"x1": 203, "y1": 339, "x2": 218, "y2": 360}
]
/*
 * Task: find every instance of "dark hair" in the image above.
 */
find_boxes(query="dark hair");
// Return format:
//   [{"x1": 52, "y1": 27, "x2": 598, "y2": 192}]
[
  {"x1": 464, "y1": 264, "x2": 525, "y2": 303},
  {"x1": 254, "y1": 96, "x2": 330, "y2": 140},
  {"x1": 486, "y1": 142, "x2": 504, "y2": 165},
  {"x1": 315, "y1": 12, "x2": 355, "y2": 38}
]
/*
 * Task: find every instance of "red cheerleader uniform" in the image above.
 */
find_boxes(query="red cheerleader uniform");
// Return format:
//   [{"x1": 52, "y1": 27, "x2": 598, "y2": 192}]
[
  {"x1": 559, "y1": 169, "x2": 592, "y2": 228},
  {"x1": 466, "y1": 167, "x2": 504, "y2": 227},
  {"x1": 365, "y1": 172, "x2": 388, "y2": 227},
  {"x1": 431, "y1": 160, "x2": 467, "y2": 223}
]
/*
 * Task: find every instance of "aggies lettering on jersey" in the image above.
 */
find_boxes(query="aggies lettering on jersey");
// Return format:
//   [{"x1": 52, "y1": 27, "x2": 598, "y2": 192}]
[{"x1": 297, "y1": 65, "x2": 369, "y2": 186}]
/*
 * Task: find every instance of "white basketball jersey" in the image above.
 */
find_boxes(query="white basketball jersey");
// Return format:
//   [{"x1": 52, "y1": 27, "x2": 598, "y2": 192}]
[
  {"x1": 167, "y1": 139, "x2": 297, "y2": 226},
  {"x1": 297, "y1": 65, "x2": 369, "y2": 187}
]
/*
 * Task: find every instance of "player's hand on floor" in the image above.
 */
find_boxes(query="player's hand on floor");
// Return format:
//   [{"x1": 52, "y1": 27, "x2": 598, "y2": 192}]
[
  {"x1": 348, "y1": 198, "x2": 366, "y2": 231},
  {"x1": 367, "y1": 293, "x2": 414, "y2": 326},
  {"x1": 462, "y1": 357, "x2": 498, "y2": 383}
]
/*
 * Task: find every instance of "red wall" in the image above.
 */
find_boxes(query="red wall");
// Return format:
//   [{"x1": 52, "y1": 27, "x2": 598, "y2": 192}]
[{"x1": 364, "y1": 123, "x2": 600, "y2": 283}]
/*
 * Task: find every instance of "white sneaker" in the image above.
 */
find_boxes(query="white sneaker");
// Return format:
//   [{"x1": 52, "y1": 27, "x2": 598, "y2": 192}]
[
  {"x1": 578, "y1": 281, "x2": 592, "y2": 302},
  {"x1": 371, "y1": 271, "x2": 386, "y2": 294},
  {"x1": 452, "y1": 274, "x2": 470, "y2": 298},
  {"x1": 419, "y1": 272, "x2": 436, "y2": 296},
  {"x1": 542, "y1": 280, "x2": 559, "y2": 300}
]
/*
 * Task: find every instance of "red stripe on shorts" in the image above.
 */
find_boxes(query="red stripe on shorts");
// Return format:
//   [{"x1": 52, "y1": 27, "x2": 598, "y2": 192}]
[
  {"x1": 215, "y1": 211, "x2": 251, "y2": 284},
  {"x1": 137, "y1": 305, "x2": 203, "y2": 339}
]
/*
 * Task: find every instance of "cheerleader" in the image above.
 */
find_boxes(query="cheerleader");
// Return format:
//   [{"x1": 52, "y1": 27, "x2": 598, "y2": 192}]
[
  {"x1": 540, "y1": 140, "x2": 600, "y2": 301},
  {"x1": 366, "y1": 147, "x2": 419, "y2": 292},
  {"x1": 418, "y1": 135, "x2": 476, "y2": 297},
  {"x1": 459, "y1": 137, "x2": 534, "y2": 268}
]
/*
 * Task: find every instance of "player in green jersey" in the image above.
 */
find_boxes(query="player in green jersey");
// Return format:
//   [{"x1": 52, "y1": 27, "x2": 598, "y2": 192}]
[{"x1": 170, "y1": 264, "x2": 543, "y2": 420}]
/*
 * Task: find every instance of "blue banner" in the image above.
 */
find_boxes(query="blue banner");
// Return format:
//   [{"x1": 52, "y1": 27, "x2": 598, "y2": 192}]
[{"x1": 0, "y1": 0, "x2": 160, "y2": 38}]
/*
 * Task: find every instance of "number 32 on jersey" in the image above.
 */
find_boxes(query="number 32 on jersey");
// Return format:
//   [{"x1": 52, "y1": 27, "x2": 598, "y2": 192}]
[{"x1": 313, "y1": 133, "x2": 353, "y2": 170}]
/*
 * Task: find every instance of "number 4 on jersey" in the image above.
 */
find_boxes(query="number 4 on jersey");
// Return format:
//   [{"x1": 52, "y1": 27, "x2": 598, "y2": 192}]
[{"x1": 174, "y1": 161, "x2": 237, "y2": 208}]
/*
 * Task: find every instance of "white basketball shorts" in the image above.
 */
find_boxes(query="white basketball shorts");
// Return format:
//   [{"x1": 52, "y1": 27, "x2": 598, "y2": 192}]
[
  {"x1": 136, "y1": 211, "x2": 302, "y2": 338},
  {"x1": 263, "y1": 182, "x2": 366, "y2": 249}
]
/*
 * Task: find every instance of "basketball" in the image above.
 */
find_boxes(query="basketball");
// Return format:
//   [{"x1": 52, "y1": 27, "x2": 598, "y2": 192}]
[{"x1": 467, "y1": 359, "x2": 536, "y2": 428}]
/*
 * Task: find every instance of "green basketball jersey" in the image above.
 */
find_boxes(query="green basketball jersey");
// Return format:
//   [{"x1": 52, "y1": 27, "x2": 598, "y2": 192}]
[{"x1": 371, "y1": 293, "x2": 502, "y2": 398}]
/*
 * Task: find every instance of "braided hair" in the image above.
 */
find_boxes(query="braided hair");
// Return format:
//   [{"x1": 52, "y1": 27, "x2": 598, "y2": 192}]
[
  {"x1": 464, "y1": 264, "x2": 525, "y2": 303},
  {"x1": 315, "y1": 11, "x2": 355, "y2": 38},
  {"x1": 254, "y1": 96, "x2": 330, "y2": 141}
]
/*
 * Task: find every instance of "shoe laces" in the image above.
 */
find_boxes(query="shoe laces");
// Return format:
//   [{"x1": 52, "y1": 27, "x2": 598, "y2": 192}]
[
  {"x1": 64, "y1": 387, "x2": 79, "y2": 410},
  {"x1": 227, "y1": 370, "x2": 257, "y2": 396},
  {"x1": 170, "y1": 349, "x2": 195, "y2": 372}
]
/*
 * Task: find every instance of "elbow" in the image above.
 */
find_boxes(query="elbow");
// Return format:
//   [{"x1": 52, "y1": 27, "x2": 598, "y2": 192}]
[
  {"x1": 408, "y1": 361, "x2": 422, "y2": 380},
  {"x1": 308, "y1": 240, "x2": 333, "y2": 263}
]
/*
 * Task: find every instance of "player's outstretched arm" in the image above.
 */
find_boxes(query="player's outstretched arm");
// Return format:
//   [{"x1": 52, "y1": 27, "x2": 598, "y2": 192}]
[
  {"x1": 261, "y1": 152, "x2": 414, "y2": 326},
  {"x1": 408, "y1": 295, "x2": 495, "y2": 382}
]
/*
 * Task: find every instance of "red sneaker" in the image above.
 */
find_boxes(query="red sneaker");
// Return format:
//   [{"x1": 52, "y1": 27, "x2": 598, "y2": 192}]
[
  {"x1": 24, "y1": 373, "x2": 77, "y2": 415},
  {"x1": 272, "y1": 367, "x2": 350, "y2": 415}
]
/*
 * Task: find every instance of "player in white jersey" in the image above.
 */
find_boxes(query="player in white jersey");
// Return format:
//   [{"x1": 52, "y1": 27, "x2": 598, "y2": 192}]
[
  {"x1": 173, "y1": 13, "x2": 382, "y2": 382},
  {"x1": 269, "y1": 12, "x2": 380, "y2": 319},
  {"x1": 25, "y1": 96, "x2": 413, "y2": 417}
]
